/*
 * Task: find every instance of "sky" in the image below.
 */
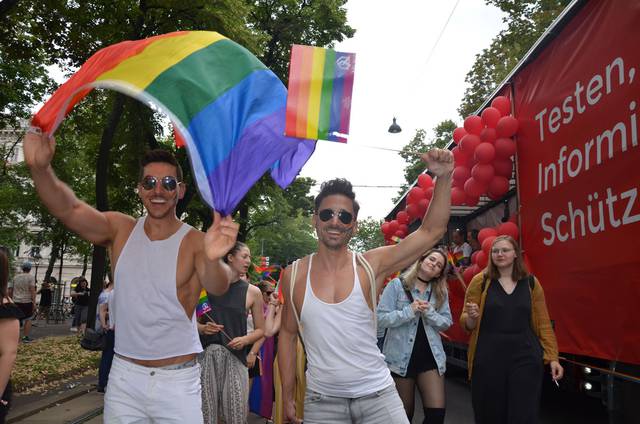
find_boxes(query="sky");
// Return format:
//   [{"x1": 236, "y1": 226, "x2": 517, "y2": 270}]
[{"x1": 299, "y1": 0, "x2": 506, "y2": 220}]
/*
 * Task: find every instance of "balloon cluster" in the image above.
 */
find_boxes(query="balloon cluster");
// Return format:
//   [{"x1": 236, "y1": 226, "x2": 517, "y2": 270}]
[
  {"x1": 380, "y1": 173, "x2": 434, "y2": 245},
  {"x1": 461, "y1": 217, "x2": 519, "y2": 284},
  {"x1": 450, "y1": 96, "x2": 518, "y2": 206}
]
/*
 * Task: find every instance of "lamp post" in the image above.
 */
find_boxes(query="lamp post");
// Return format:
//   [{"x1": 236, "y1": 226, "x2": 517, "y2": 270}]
[{"x1": 388, "y1": 117, "x2": 402, "y2": 133}]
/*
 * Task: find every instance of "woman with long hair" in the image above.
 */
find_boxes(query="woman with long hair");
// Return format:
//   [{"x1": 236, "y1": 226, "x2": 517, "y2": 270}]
[
  {"x1": 461, "y1": 235, "x2": 563, "y2": 423},
  {"x1": 0, "y1": 247, "x2": 23, "y2": 423},
  {"x1": 197, "y1": 241, "x2": 265, "y2": 424},
  {"x1": 377, "y1": 248, "x2": 452, "y2": 424}
]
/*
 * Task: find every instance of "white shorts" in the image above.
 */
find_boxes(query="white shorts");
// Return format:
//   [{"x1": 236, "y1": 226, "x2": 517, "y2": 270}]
[{"x1": 103, "y1": 356, "x2": 203, "y2": 423}]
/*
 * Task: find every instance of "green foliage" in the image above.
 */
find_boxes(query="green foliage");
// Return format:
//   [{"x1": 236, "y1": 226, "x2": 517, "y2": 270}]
[
  {"x1": 394, "y1": 119, "x2": 456, "y2": 202},
  {"x1": 349, "y1": 217, "x2": 384, "y2": 252},
  {"x1": 458, "y1": 0, "x2": 571, "y2": 117}
]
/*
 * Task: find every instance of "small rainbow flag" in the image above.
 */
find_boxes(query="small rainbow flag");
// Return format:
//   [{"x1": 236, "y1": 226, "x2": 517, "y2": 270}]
[
  {"x1": 285, "y1": 45, "x2": 355, "y2": 142},
  {"x1": 196, "y1": 288, "x2": 212, "y2": 318}
]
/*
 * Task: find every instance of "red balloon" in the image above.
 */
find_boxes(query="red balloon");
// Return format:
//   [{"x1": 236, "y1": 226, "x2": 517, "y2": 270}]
[
  {"x1": 488, "y1": 176, "x2": 510, "y2": 199},
  {"x1": 388, "y1": 220, "x2": 399, "y2": 234},
  {"x1": 496, "y1": 116, "x2": 519, "y2": 138},
  {"x1": 482, "y1": 236, "x2": 497, "y2": 254},
  {"x1": 406, "y1": 203, "x2": 421, "y2": 220},
  {"x1": 381, "y1": 222, "x2": 391, "y2": 235},
  {"x1": 491, "y1": 96, "x2": 511, "y2": 116},
  {"x1": 474, "y1": 142, "x2": 496, "y2": 164},
  {"x1": 396, "y1": 210, "x2": 409, "y2": 225},
  {"x1": 407, "y1": 186, "x2": 426, "y2": 204},
  {"x1": 418, "y1": 199, "x2": 429, "y2": 216},
  {"x1": 399, "y1": 224, "x2": 409, "y2": 234},
  {"x1": 497, "y1": 221, "x2": 519, "y2": 240},
  {"x1": 452, "y1": 146, "x2": 470, "y2": 167},
  {"x1": 452, "y1": 127, "x2": 467, "y2": 144},
  {"x1": 424, "y1": 187, "x2": 434, "y2": 201},
  {"x1": 494, "y1": 137, "x2": 517, "y2": 159},
  {"x1": 451, "y1": 187, "x2": 466, "y2": 206},
  {"x1": 465, "y1": 195, "x2": 480, "y2": 207},
  {"x1": 417, "y1": 173, "x2": 433, "y2": 190},
  {"x1": 471, "y1": 250, "x2": 480, "y2": 265},
  {"x1": 463, "y1": 266, "x2": 480, "y2": 284},
  {"x1": 394, "y1": 230, "x2": 405, "y2": 238},
  {"x1": 452, "y1": 166, "x2": 471, "y2": 184},
  {"x1": 464, "y1": 177, "x2": 487, "y2": 198},
  {"x1": 480, "y1": 127, "x2": 497, "y2": 144},
  {"x1": 459, "y1": 134, "x2": 481, "y2": 156},
  {"x1": 476, "y1": 250, "x2": 488, "y2": 268},
  {"x1": 481, "y1": 107, "x2": 501, "y2": 128},
  {"x1": 471, "y1": 163, "x2": 495, "y2": 183},
  {"x1": 464, "y1": 115, "x2": 484, "y2": 135},
  {"x1": 493, "y1": 158, "x2": 513, "y2": 177},
  {"x1": 477, "y1": 227, "x2": 498, "y2": 245}
]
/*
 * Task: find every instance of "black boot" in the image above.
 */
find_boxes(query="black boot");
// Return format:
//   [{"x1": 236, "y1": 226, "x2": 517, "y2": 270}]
[{"x1": 423, "y1": 407, "x2": 446, "y2": 424}]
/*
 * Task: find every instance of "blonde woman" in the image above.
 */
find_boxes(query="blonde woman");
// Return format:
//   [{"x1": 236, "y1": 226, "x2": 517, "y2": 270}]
[
  {"x1": 377, "y1": 248, "x2": 452, "y2": 424},
  {"x1": 461, "y1": 235, "x2": 563, "y2": 423}
]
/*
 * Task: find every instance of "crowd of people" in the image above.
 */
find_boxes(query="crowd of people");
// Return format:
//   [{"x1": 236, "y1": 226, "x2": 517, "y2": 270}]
[{"x1": 0, "y1": 129, "x2": 565, "y2": 424}]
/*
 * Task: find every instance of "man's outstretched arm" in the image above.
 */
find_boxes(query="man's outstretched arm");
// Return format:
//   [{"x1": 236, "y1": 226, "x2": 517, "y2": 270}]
[
  {"x1": 24, "y1": 130, "x2": 117, "y2": 246},
  {"x1": 367, "y1": 148, "x2": 454, "y2": 280}
]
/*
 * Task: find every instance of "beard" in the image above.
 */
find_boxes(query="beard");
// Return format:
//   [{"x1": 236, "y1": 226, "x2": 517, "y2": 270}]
[{"x1": 318, "y1": 225, "x2": 354, "y2": 250}]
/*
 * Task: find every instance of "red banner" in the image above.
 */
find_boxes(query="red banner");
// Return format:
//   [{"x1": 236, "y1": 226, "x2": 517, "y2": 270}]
[{"x1": 514, "y1": 1, "x2": 640, "y2": 364}]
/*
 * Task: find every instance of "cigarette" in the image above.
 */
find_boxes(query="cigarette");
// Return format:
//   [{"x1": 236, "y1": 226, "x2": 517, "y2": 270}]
[{"x1": 554, "y1": 379, "x2": 559, "y2": 387}]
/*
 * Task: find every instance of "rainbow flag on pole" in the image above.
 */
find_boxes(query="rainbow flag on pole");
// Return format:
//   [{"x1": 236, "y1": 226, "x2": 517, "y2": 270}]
[
  {"x1": 196, "y1": 289, "x2": 212, "y2": 318},
  {"x1": 32, "y1": 31, "x2": 316, "y2": 215},
  {"x1": 285, "y1": 45, "x2": 356, "y2": 142}
]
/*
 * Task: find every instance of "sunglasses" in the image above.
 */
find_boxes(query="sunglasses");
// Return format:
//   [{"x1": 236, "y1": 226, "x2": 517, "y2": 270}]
[
  {"x1": 318, "y1": 209, "x2": 354, "y2": 225},
  {"x1": 140, "y1": 175, "x2": 179, "y2": 192}
]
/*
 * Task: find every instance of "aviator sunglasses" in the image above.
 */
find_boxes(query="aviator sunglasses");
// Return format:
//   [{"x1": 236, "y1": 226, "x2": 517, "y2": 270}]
[
  {"x1": 140, "y1": 175, "x2": 180, "y2": 191},
  {"x1": 318, "y1": 209, "x2": 354, "y2": 225}
]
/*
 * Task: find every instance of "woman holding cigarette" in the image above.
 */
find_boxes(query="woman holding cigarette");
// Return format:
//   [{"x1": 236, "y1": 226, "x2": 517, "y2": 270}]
[
  {"x1": 461, "y1": 235, "x2": 563, "y2": 424},
  {"x1": 197, "y1": 241, "x2": 265, "y2": 424}
]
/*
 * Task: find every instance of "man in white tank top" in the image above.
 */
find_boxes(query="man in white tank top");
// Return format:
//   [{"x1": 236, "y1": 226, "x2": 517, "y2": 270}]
[
  {"x1": 278, "y1": 149, "x2": 454, "y2": 424},
  {"x1": 24, "y1": 131, "x2": 239, "y2": 423}
]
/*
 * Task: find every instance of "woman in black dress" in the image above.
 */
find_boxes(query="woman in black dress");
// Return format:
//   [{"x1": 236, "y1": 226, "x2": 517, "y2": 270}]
[
  {"x1": 0, "y1": 247, "x2": 23, "y2": 423},
  {"x1": 461, "y1": 235, "x2": 563, "y2": 424}
]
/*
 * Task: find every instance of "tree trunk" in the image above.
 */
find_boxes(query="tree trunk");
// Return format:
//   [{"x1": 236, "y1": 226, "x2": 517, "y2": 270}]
[
  {"x1": 44, "y1": 245, "x2": 58, "y2": 283},
  {"x1": 87, "y1": 93, "x2": 125, "y2": 330},
  {"x1": 81, "y1": 253, "x2": 88, "y2": 276},
  {"x1": 237, "y1": 202, "x2": 249, "y2": 242}
]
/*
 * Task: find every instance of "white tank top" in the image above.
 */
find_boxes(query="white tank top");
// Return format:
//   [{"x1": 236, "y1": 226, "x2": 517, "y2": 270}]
[
  {"x1": 301, "y1": 253, "x2": 393, "y2": 397},
  {"x1": 113, "y1": 217, "x2": 202, "y2": 360}
]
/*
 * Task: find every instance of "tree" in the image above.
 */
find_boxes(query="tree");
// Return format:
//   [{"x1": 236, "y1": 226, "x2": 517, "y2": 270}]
[
  {"x1": 394, "y1": 119, "x2": 456, "y2": 202},
  {"x1": 458, "y1": 0, "x2": 571, "y2": 117},
  {"x1": 349, "y1": 217, "x2": 384, "y2": 253}
]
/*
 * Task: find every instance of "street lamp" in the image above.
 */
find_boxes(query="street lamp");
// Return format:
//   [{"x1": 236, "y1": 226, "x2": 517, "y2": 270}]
[
  {"x1": 388, "y1": 117, "x2": 402, "y2": 133},
  {"x1": 29, "y1": 246, "x2": 42, "y2": 282}
]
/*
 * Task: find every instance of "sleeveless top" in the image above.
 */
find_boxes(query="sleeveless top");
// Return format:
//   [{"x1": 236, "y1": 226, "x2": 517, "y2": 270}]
[
  {"x1": 113, "y1": 217, "x2": 202, "y2": 360},
  {"x1": 301, "y1": 253, "x2": 393, "y2": 397},
  {"x1": 200, "y1": 279, "x2": 249, "y2": 364}
]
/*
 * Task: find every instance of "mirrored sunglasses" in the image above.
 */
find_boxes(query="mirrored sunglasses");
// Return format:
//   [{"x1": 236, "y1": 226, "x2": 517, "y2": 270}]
[
  {"x1": 140, "y1": 175, "x2": 179, "y2": 191},
  {"x1": 318, "y1": 208, "x2": 354, "y2": 225}
]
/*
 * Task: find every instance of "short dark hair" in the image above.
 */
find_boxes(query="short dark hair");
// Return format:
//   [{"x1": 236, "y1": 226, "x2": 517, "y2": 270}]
[
  {"x1": 314, "y1": 178, "x2": 360, "y2": 217},
  {"x1": 139, "y1": 149, "x2": 183, "y2": 182}
]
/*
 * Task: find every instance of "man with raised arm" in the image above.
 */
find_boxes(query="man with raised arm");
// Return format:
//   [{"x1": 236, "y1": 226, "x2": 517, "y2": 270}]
[
  {"x1": 278, "y1": 149, "x2": 454, "y2": 424},
  {"x1": 24, "y1": 130, "x2": 239, "y2": 423}
]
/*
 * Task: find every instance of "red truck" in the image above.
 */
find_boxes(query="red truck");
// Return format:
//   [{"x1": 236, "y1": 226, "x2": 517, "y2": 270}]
[{"x1": 386, "y1": 1, "x2": 640, "y2": 421}]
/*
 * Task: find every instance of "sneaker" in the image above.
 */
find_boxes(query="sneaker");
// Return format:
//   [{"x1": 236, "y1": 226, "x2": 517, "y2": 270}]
[
  {"x1": 21, "y1": 336, "x2": 34, "y2": 343},
  {"x1": 70, "y1": 327, "x2": 78, "y2": 332}
]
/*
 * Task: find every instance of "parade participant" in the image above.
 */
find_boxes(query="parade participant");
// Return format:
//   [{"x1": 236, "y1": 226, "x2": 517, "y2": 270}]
[
  {"x1": 461, "y1": 235, "x2": 563, "y2": 423},
  {"x1": 279, "y1": 148, "x2": 454, "y2": 424},
  {"x1": 70, "y1": 277, "x2": 90, "y2": 335},
  {"x1": 24, "y1": 130, "x2": 238, "y2": 423},
  {"x1": 377, "y1": 248, "x2": 452, "y2": 424},
  {"x1": 197, "y1": 242, "x2": 264, "y2": 424},
  {"x1": 451, "y1": 229, "x2": 472, "y2": 267},
  {"x1": 97, "y1": 280, "x2": 114, "y2": 393},
  {"x1": 1, "y1": 247, "x2": 23, "y2": 422},
  {"x1": 35, "y1": 278, "x2": 53, "y2": 321},
  {"x1": 7, "y1": 261, "x2": 35, "y2": 343}
]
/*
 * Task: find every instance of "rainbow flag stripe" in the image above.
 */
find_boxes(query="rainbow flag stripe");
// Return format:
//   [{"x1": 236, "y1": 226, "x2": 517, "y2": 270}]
[
  {"x1": 32, "y1": 31, "x2": 316, "y2": 215},
  {"x1": 196, "y1": 288, "x2": 211, "y2": 318},
  {"x1": 285, "y1": 45, "x2": 355, "y2": 142}
]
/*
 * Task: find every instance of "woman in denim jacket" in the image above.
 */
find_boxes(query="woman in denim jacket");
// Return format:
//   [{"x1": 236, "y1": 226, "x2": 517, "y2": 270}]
[{"x1": 377, "y1": 248, "x2": 452, "y2": 424}]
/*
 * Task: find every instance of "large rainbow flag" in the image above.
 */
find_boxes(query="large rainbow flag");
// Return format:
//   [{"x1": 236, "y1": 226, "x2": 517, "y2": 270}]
[
  {"x1": 32, "y1": 31, "x2": 316, "y2": 215},
  {"x1": 285, "y1": 44, "x2": 355, "y2": 142}
]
